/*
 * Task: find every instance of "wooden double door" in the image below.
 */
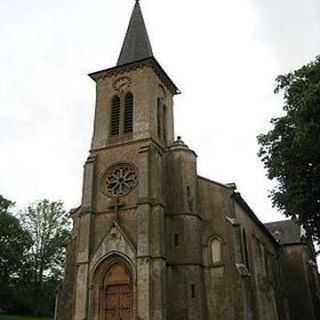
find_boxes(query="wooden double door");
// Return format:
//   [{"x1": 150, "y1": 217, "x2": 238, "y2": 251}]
[
  {"x1": 102, "y1": 262, "x2": 132, "y2": 320},
  {"x1": 105, "y1": 284, "x2": 131, "y2": 320}
]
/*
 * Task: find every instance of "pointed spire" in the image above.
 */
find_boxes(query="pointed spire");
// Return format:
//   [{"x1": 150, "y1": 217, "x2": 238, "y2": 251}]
[{"x1": 117, "y1": 0, "x2": 153, "y2": 66}]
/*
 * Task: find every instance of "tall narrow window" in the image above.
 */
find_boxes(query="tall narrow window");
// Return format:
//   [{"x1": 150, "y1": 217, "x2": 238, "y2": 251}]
[
  {"x1": 258, "y1": 241, "x2": 267, "y2": 276},
  {"x1": 242, "y1": 230, "x2": 250, "y2": 269},
  {"x1": 124, "y1": 92, "x2": 134, "y2": 133},
  {"x1": 110, "y1": 95, "x2": 121, "y2": 136},
  {"x1": 174, "y1": 233, "x2": 179, "y2": 247},
  {"x1": 211, "y1": 238, "x2": 222, "y2": 264},
  {"x1": 163, "y1": 105, "x2": 167, "y2": 142},
  {"x1": 157, "y1": 98, "x2": 161, "y2": 138},
  {"x1": 191, "y1": 284, "x2": 196, "y2": 298}
]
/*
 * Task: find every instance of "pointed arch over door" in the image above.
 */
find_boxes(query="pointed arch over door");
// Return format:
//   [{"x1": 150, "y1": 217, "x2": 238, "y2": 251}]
[
  {"x1": 102, "y1": 262, "x2": 132, "y2": 320},
  {"x1": 91, "y1": 255, "x2": 135, "y2": 320}
]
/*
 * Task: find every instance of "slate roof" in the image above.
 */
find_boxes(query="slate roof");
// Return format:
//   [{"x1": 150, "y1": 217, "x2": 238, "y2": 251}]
[
  {"x1": 117, "y1": 1, "x2": 153, "y2": 66},
  {"x1": 232, "y1": 193, "x2": 280, "y2": 247},
  {"x1": 264, "y1": 220, "x2": 302, "y2": 245}
]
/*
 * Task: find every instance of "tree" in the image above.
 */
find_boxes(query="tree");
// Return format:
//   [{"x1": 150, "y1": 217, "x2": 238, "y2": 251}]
[
  {"x1": 0, "y1": 195, "x2": 32, "y2": 314},
  {"x1": 258, "y1": 56, "x2": 320, "y2": 248},
  {"x1": 20, "y1": 199, "x2": 71, "y2": 315},
  {"x1": 0, "y1": 194, "x2": 14, "y2": 214}
]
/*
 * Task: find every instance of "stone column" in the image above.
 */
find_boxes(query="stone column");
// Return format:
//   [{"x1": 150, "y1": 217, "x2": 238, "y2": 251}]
[
  {"x1": 151, "y1": 204, "x2": 167, "y2": 320},
  {"x1": 74, "y1": 155, "x2": 96, "y2": 320},
  {"x1": 136, "y1": 144, "x2": 152, "y2": 320}
]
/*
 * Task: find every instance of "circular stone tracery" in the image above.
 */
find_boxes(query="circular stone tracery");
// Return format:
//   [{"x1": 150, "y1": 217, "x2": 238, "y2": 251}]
[{"x1": 104, "y1": 163, "x2": 138, "y2": 197}]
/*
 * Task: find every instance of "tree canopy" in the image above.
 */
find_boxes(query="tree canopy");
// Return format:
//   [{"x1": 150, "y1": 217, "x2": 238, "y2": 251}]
[
  {"x1": 0, "y1": 195, "x2": 32, "y2": 313},
  {"x1": 20, "y1": 200, "x2": 71, "y2": 282},
  {"x1": 0, "y1": 195, "x2": 14, "y2": 215},
  {"x1": 0, "y1": 197, "x2": 71, "y2": 316},
  {"x1": 20, "y1": 200, "x2": 71, "y2": 316},
  {"x1": 258, "y1": 56, "x2": 320, "y2": 247}
]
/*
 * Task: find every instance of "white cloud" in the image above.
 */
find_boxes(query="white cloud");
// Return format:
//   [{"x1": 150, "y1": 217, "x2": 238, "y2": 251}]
[{"x1": 253, "y1": 0, "x2": 320, "y2": 71}]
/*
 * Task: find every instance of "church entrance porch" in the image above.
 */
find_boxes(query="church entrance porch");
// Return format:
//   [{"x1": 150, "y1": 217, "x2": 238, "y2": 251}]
[{"x1": 92, "y1": 258, "x2": 133, "y2": 320}]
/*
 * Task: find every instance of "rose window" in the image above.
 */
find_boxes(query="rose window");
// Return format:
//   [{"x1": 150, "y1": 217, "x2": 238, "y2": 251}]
[{"x1": 105, "y1": 163, "x2": 138, "y2": 197}]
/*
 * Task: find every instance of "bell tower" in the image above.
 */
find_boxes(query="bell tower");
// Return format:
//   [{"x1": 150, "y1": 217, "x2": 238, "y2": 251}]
[{"x1": 89, "y1": 0, "x2": 179, "y2": 151}]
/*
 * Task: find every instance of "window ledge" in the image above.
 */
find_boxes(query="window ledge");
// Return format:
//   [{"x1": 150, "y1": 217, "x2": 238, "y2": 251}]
[{"x1": 209, "y1": 262, "x2": 224, "y2": 268}]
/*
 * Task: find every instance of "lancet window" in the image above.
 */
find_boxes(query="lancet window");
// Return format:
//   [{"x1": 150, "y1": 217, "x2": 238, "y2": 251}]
[
  {"x1": 111, "y1": 95, "x2": 121, "y2": 136},
  {"x1": 157, "y1": 97, "x2": 162, "y2": 138},
  {"x1": 124, "y1": 92, "x2": 134, "y2": 133},
  {"x1": 211, "y1": 238, "x2": 222, "y2": 264},
  {"x1": 157, "y1": 97, "x2": 167, "y2": 143}
]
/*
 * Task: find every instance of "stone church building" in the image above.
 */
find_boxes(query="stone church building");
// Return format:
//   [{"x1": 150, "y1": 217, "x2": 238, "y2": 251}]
[{"x1": 56, "y1": 2, "x2": 320, "y2": 320}]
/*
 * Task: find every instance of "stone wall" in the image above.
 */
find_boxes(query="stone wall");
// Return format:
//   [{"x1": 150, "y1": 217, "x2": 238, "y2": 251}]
[
  {"x1": 55, "y1": 236, "x2": 77, "y2": 320},
  {"x1": 197, "y1": 178, "x2": 239, "y2": 320},
  {"x1": 280, "y1": 244, "x2": 320, "y2": 320}
]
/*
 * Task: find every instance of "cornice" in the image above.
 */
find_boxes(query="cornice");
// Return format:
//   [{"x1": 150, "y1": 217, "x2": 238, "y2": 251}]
[
  {"x1": 90, "y1": 137, "x2": 167, "y2": 155},
  {"x1": 88, "y1": 57, "x2": 180, "y2": 96}
]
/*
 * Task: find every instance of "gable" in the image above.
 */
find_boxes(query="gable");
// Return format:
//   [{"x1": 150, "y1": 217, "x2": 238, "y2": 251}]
[{"x1": 89, "y1": 221, "x2": 137, "y2": 274}]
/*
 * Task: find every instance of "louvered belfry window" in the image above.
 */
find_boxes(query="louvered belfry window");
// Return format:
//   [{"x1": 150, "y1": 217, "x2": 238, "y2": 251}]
[
  {"x1": 124, "y1": 92, "x2": 134, "y2": 133},
  {"x1": 111, "y1": 95, "x2": 121, "y2": 136}
]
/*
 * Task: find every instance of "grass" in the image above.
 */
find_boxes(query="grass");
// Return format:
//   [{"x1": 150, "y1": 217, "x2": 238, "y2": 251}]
[{"x1": 0, "y1": 315, "x2": 52, "y2": 320}]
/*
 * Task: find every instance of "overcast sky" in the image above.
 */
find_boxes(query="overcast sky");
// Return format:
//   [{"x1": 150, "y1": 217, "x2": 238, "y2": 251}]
[{"x1": 1, "y1": 0, "x2": 319, "y2": 224}]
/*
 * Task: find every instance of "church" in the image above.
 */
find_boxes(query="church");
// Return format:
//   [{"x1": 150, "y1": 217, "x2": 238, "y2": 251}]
[{"x1": 56, "y1": 2, "x2": 320, "y2": 320}]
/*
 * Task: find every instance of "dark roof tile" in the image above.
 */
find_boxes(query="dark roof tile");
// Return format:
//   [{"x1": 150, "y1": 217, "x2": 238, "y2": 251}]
[
  {"x1": 117, "y1": 1, "x2": 153, "y2": 66},
  {"x1": 264, "y1": 220, "x2": 302, "y2": 245}
]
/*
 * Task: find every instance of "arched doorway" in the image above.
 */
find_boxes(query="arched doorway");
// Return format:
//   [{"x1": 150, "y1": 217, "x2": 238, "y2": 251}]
[{"x1": 100, "y1": 262, "x2": 133, "y2": 320}]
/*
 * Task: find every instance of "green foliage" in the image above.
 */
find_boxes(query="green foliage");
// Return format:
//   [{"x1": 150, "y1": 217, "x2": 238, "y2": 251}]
[
  {"x1": 19, "y1": 200, "x2": 71, "y2": 316},
  {"x1": 0, "y1": 197, "x2": 71, "y2": 317},
  {"x1": 0, "y1": 197, "x2": 31, "y2": 279},
  {"x1": 0, "y1": 195, "x2": 14, "y2": 215},
  {"x1": 0, "y1": 315, "x2": 51, "y2": 320},
  {"x1": 20, "y1": 200, "x2": 71, "y2": 281},
  {"x1": 0, "y1": 196, "x2": 32, "y2": 314},
  {"x1": 258, "y1": 56, "x2": 320, "y2": 246}
]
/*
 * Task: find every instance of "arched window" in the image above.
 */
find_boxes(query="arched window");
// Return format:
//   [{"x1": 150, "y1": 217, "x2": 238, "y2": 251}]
[
  {"x1": 211, "y1": 238, "x2": 222, "y2": 264},
  {"x1": 157, "y1": 97, "x2": 161, "y2": 138},
  {"x1": 163, "y1": 104, "x2": 167, "y2": 142},
  {"x1": 110, "y1": 95, "x2": 121, "y2": 136},
  {"x1": 124, "y1": 92, "x2": 134, "y2": 133}
]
